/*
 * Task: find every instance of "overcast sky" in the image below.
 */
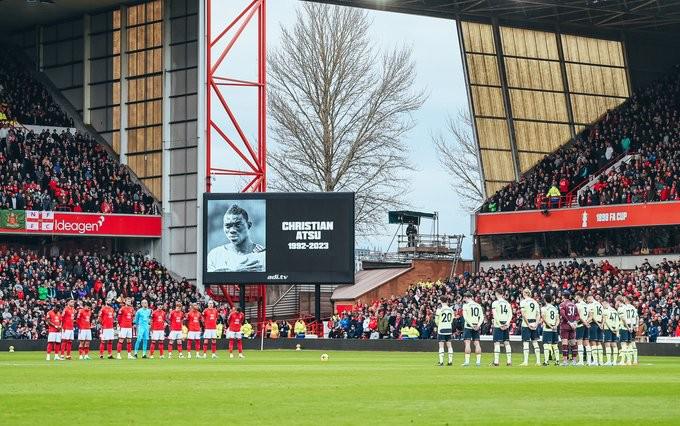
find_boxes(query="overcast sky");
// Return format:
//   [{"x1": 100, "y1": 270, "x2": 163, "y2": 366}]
[{"x1": 212, "y1": 0, "x2": 473, "y2": 257}]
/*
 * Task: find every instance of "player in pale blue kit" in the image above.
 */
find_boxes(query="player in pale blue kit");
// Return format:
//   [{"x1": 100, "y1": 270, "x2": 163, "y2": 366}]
[
  {"x1": 133, "y1": 299, "x2": 152, "y2": 359},
  {"x1": 435, "y1": 295, "x2": 455, "y2": 366}
]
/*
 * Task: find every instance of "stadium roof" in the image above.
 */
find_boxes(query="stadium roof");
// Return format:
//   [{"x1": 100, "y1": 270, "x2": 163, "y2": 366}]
[
  {"x1": 308, "y1": 0, "x2": 680, "y2": 35},
  {"x1": 331, "y1": 267, "x2": 410, "y2": 301},
  {"x1": 0, "y1": 0, "x2": 680, "y2": 34},
  {"x1": 0, "y1": 0, "x2": 125, "y2": 31},
  {"x1": 3, "y1": 1, "x2": 680, "y2": 35}
]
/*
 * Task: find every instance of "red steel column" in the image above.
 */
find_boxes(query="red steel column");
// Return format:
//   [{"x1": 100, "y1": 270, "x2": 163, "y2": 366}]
[{"x1": 205, "y1": 0, "x2": 267, "y2": 332}]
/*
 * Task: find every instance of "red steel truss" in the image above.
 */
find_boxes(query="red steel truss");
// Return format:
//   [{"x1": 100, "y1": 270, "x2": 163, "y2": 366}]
[{"x1": 205, "y1": 0, "x2": 267, "y2": 334}]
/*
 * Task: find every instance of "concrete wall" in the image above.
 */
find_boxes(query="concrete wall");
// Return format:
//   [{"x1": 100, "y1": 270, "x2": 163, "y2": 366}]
[
  {"x1": 164, "y1": 0, "x2": 200, "y2": 283},
  {"x1": 41, "y1": 18, "x2": 85, "y2": 116}
]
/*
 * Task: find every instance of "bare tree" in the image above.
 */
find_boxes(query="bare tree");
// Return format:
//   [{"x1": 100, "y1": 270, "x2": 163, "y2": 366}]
[
  {"x1": 267, "y1": 3, "x2": 426, "y2": 235},
  {"x1": 432, "y1": 109, "x2": 484, "y2": 211}
]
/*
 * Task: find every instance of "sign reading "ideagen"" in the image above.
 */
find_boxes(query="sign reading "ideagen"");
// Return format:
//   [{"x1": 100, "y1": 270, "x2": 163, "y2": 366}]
[{"x1": 0, "y1": 211, "x2": 161, "y2": 238}]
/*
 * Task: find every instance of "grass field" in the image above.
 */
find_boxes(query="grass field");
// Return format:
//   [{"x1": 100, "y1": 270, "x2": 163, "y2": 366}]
[{"x1": 1, "y1": 350, "x2": 679, "y2": 425}]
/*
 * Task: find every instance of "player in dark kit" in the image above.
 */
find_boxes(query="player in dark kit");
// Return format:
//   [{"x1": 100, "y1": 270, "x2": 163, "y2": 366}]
[{"x1": 559, "y1": 291, "x2": 579, "y2": 366}]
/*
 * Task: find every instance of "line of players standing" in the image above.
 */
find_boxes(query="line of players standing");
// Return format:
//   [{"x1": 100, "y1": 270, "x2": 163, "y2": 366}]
[
  {"x1": 435, "y1": 289, "x2": 640, "y2": 367},
  {"x1": 44, "y1": 298, "x2": 247, "y2": 361}
]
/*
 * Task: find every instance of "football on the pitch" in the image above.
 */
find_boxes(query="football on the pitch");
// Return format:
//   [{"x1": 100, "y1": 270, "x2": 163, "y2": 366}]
[
  {"x1": 295, "y1": 344, "x2": 301, "y2": 351},
  {"x1": 8, "y1": 346, "x2": 14, "y2": 353},
  {"x1": 320, "y1": 353, "x2": 329, "y2": 361}
]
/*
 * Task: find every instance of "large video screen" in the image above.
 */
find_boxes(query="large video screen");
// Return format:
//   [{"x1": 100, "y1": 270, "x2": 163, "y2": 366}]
[{"x1": 203, "y1": 192, "x2": 355, "y2": 284}]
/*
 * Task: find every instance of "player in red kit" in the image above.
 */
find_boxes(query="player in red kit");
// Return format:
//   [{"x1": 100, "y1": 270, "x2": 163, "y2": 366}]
[
  {"x1": 76, "y1": 302, "x2": 93, "y2": 359},
  {"x1": 202, "y1": 301, "x2": 219, "y2": 359},
  {"x1": 46, "y1": 304, "x2": 63, "y2": 361},
  {"x1": 559, "y1": 290, "x2": 579, "y2": 366},
  {"x1": 60, "y1": 299, "x2": 76, "y2": 359},
  {"x1": 227, "y1": 307, "x2": 245, "y2": 359},
  {"x1": 186, "y1": 303, "x2": 202, "y2": 359},
  {"x1": 99, "y1": 300, "x2": 116, "y2": 359},
  {"x1": 167, "y1": 302, "x2": 185, "y2": 358},
  {"x1": 149, "y1": 303, "x2": 167, "y2": 359},
  {"x1": 117, "y1": 298, "x2": 135, "y2": 359}
]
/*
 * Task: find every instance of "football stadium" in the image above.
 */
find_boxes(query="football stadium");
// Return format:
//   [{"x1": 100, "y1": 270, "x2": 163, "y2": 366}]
[{"x1": 1, "y1": 0, "x2": 680, "y2": 424}]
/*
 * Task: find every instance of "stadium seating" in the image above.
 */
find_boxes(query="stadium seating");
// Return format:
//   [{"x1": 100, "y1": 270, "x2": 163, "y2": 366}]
[
  {"x1": 482, "y1": 226, "x2": 680, "y2": 260},
  {"x1": 332, "y1": 259, "x2": 679, "y2": 341},
  {"x1": 0, "y1": 127, "x2": 157, "y2": 213},
  {"x1": 481, "y1": 64, "x2": 680, "y2": 213},
  {"x1": 0, "y1": 248, "x2": 198, "y2": 339},
  {"x1": 0, "y1": 50, "x2": 71, "y2": 127}
]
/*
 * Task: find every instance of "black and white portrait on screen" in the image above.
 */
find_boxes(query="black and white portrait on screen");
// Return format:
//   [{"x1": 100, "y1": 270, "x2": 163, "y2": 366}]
[{"x1": 206, "y1": 200, "x2": 266, "y2": 272}]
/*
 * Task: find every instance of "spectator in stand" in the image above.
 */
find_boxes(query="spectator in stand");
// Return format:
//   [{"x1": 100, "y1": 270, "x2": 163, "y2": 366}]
[
  {"x1": 559, "y1": 177, "x2": 569, "y2": 194},
  {"x1": 279, "y1": 320, "x2": 291, "y2": 338},
  {"x1": 547, "y1": 184, "x2": 561, "y2": 208},
  {"x1": 268, "y1": 320, "x2": 279, "y2": 338},
  {"x1": 648, "y1": 321, "x2": 659, "y2": 342},
  {"x1": 604, "y1": 143, "x2": 614, "y2": 161},
  {"x1": 294, "y1": 318, "x2": 307, "y2": 338},
  {"x1": 621, "y1": 135, "x2": 631, "y2": 152}
]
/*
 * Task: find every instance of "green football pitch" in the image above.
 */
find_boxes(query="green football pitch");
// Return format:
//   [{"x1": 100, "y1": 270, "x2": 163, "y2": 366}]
[{"x1": 1, "y1": 350, "x2": 679, "y2": 425}]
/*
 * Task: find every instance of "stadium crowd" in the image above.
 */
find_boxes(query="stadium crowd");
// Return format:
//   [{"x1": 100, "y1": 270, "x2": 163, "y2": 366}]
[
  {"x1": 0, "y1": 50, "x2": 71, "y2": 127},
  {"x1": 0, "y1": 248, "x2": 198, "y2": 339},
  {"x1": 329, "y1": 258, "x2": 680, "y2": 342},
  {"x1": 481, "y1": 64, "x2": 680, "y2": 213},
  {"x1": 0, "y1": 127, "x2": 157, "y2": 214},
  {"x1": 577, "y1": 136, "x2": 680, "y2": 207}
]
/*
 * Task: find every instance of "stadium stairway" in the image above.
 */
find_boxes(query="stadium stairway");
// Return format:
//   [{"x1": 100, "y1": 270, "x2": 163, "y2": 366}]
[
  {"x1": 572, "y1": 153, "x2": 641, "y2": 206},
  {"x1": 564, "y1": 150, "x2": 634, "y2": 207},
  {"x1": 206, "y1": 284, "x2": 338, "y2": 319},
  {"x1": 256, "y1": 284, "x2": 336, "y2": 319}
]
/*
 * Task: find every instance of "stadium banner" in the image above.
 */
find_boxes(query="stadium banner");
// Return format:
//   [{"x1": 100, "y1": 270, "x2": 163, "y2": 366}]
[
  {"x1": 203, "y1": 192, "x2": 355, "y2": 284},
  {"x1": 476, "y1": 201, "x2": 680, "y2": 235},
  {"x1": 0, "y1": 210, "x2": 25, "y2": 229},
  {"x1": 0, "y1": 211, "x2": 161, "y2": 237}
]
